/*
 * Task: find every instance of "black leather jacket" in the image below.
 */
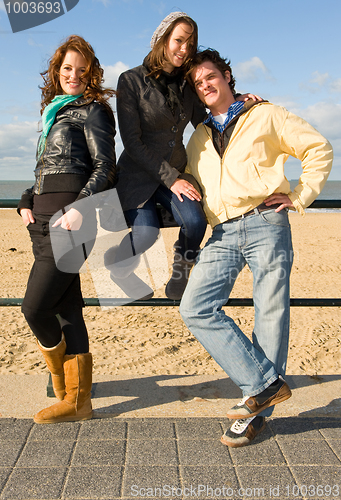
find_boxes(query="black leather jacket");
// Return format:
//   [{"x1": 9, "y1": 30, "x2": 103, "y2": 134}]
[
  {"x1": 115, "y1": 65, "x2": 207, "y2": 211},
  {"x1": 18, "y1": 98, "x2": 116, "y2": 211}
]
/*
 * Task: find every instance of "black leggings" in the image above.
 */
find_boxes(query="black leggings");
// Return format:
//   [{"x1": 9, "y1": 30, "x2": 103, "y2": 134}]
[
  {"x1": 22, "y1": 213, "x2": 95, "y2": 355},
  {"x1": 24, "y1": 307, "x2": 89, "y2": 354}
]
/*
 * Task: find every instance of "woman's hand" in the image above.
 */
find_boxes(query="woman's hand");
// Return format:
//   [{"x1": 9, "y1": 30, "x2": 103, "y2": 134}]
[
  {"x1": 236, "y1": 93, "x2": 263, "y2": 102},
  {"x1": 170, "y1": 179, "x2": 202, "y2": 203},
  {"x1": 20, "y1": 209, "x2": 35, "y2": 226},
  {"x1": 263, "y1": 193, "x2": 295, "y2": 212},
  {"x1": 52, "y1": 208, "x2": 83, "y2": 231}
]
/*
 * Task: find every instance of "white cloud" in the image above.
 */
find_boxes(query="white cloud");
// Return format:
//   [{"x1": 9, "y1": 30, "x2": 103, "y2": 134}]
[
  {"x1": 0, "y1": 99, "x2": 40, "y2": 122},
  {"x1": 92, "y1": 0, "x2": 111, "y2": 6},
  {"x1": 299, "y1": 102, "x2": 341, "y2": 177},
  {"x1": 300, "y1": 71, "x2": 331, "y2": 94},
  {"x1": 330, "y1": 78, "x2": 341, "y2": 93},
  {"x1": 299, "y1": 102, "x2": 341, "y2": 139},
  {"x1": 0, "y1": 121, "x2": 37, "y2": 179},
  {"x1": 28, "y1": 37, "x2": 44, "y2": 48},
  {"x1": 0, "y1": 121, "x2": 38, "y2": 153},
  {"x1": 103, "y1": 62, "x2": 129, "y2": 89},
  {"x1": 152, "y1": 1, "x2": 167, "y2": 16},
  {"x1": 234, "y1": 57, "x2": 275, "y2": 83},
  {"x1": 310, "y1": 71, "x2": 329, "y2": 87},
  {"x1": 300, "y1": 71, "x2": 341, "y2": 95}
]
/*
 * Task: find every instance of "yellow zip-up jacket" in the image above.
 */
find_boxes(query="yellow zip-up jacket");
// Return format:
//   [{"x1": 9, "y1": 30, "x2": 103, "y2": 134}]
[{"x1": 185, "y1": 102, "x2": 333, "y2": 228}]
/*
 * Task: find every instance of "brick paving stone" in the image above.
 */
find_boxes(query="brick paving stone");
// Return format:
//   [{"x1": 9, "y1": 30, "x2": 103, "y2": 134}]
[
  {"x1": 268, "y1": 417, "x2": 323, "y2": 439},
  {"x1": 178, "y1": 438, "x2": 232, "y2": 465},
  {"x1": 0, "y1": 440, "x2": 24, "y2": 466},
  {"x1": 127, "y1": 419, "x2": 175, "y2": 439},
  {"x1": 0, "y1": 469, "x2": 12, "y2": 491},
  {"x1": 122, "y1": 465, "x2": 180, "y2": 497},
  {"x1": 71, "y1": 439, "x2": 126, "y2": 466},
  {"x1": 326, "y1": 440, "x2": 341, "y2": 460},
  {"x1": 236, "y1": 465, "x2": 299, "y2": 499},
  {"x1": 180, "y1": 465, "x2": 239, "y2": 498},
  {"x1": 126, "y1": 439, "x2": 178, "y2": 466},
  {"x1": 175, "y1": 418, "x2": 223, "y2": 439},
  {"x1": 229, "y1": 437, "x2": 286, "y2": 465},
  {"x1": 0, "y1": 418, "x2": 32, "y2": 440},
  {"x1": 1, "y1": 467, "x2": 67, "y2": 499},
  {"x1": 289, "y1": 466, "x2": 341, "y2": 496},
  {"x1": 16, "y1": 440, "x2": 75, "y2": 467},
  {"x1": 315, "y1": 418, "x2": 341, "y2": 440},
  {"x1": 64, "y1": 466, "x2": 123, "y2": 498},
  {"x1": 277, "y1": 438, "x2": 341, "y2": 465},
  {"x1": 29, "y1": 422, "x2": 80, "y2": 441},
  {"x1": 78, "y1": 419, "x2": 127, "y2": 440}
]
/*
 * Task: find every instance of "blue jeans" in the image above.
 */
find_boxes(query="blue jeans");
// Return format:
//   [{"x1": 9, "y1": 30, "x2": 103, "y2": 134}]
[
  {"x1": 180, "y1": 208, "x2": 293, "y2": 417},
  {"x1": 116, "y1": 184, "x2": 207, "y2": 263}
]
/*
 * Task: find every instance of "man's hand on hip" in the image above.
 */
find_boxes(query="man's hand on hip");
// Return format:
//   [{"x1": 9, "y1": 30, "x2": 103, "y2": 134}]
[{"x1": 263, "y1": 193, "x2": 295, "y2": 212}]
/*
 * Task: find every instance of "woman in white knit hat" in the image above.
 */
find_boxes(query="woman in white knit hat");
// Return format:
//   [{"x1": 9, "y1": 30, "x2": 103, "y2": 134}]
[{"x1": 106, "y1": 12, "x2": 254, "y2": 300}]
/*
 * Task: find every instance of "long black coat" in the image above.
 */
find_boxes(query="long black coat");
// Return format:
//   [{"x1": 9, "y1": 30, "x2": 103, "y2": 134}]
[{"x1": 115, "y1": 64, "x2": 206, "y2": 211}]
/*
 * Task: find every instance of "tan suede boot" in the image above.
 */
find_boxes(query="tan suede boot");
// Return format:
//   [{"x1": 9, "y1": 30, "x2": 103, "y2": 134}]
[
  {"x1": 37, "y1": 335, "x2": 66, "y2": 400},
  {"x1": 34, "y1": 352, "x2": 93, "y2": 424}
]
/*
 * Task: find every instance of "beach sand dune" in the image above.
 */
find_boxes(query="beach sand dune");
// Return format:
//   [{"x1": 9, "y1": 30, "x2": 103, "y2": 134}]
[{"x1": 0, "y1": 210, "x2": 340, "y2": 377}]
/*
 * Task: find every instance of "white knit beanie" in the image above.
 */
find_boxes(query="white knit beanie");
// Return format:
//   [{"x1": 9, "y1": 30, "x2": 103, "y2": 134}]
[{"x1": 150, "y1": 11, "x2": 189, "y2": 48}]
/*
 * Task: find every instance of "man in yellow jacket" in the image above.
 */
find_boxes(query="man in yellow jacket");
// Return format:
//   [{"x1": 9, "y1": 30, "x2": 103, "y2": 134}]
[{"x1": 179, "y1": 49, "x2": 333, "y2": 448}]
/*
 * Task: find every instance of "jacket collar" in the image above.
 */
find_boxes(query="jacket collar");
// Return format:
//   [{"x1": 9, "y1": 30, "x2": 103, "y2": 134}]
[
  {"x1": 205, "y1": 99, "x2": 266, "y2": 133},
  {"x1": 66, "y1": 96, "x2": 93, "y2": 107}
]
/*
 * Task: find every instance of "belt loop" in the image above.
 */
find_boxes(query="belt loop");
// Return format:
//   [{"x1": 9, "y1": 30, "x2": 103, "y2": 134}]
[{"x1": 254, "y1": 207, "x2": 260, "y2": 215}]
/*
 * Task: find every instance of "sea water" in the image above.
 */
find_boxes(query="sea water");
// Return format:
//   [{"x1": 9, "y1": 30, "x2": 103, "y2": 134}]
[{"x1": 0, "y1": 180, "x2": 340, "y2": 211}]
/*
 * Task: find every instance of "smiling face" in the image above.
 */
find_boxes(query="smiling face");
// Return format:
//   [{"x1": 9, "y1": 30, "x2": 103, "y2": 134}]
[
  {"x1": 59, "y1": 50, "x2": 88, "y2": 96},
  {"x1": 163, "y1": 22, "x2": 194, "y2": 73},
  {"x1": 191, "y1": 60, "x2": 235, "y2": 115}
]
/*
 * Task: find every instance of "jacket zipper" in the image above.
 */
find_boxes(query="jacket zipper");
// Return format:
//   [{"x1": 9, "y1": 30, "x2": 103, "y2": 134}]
[{"x1": 37, "y1": 98, "x2": 88, "y2": 193}]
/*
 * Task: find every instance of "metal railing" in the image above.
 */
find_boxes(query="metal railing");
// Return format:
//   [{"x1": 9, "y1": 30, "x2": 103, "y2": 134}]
[{"x1": 2, "y1": 198, "x2": 340, "y2": 308}]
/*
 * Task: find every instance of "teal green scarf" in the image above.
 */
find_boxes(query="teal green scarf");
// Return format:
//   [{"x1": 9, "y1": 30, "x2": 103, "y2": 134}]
[{"x1": 37, "y1": 93, "x2": 82, "y2": 158}]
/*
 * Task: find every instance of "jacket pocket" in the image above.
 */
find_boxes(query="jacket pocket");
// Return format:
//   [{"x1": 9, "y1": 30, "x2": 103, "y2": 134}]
[{"x1": 248, "y1": 162, "x2": 268, "y2": 192}]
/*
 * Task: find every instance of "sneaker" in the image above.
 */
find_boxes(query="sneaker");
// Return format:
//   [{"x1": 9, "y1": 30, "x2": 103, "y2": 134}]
[
  {"x1": 221, "y1": 416, "x2": 266, "y2": 448},
  {"x1": 226, "y1": 378, "x2": 291, "y2": 419}
]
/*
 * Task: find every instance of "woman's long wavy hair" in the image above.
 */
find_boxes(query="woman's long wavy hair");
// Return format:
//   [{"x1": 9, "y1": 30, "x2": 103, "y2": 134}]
[
  {"x1": 40, "y1": 35, "x2": 116, "y2": 114},
  {"x1": 146, "y1": 16, "x2": 198, "y2": 79}
]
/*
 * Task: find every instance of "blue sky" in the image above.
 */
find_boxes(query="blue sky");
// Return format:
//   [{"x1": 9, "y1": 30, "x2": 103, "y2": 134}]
[{"x1": 0, "y1": 0, "x2": 340, "y2": 180}]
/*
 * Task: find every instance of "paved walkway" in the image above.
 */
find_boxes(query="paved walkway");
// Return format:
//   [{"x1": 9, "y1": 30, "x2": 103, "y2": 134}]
[{"x1": 0, "y1": 374, "x2": 341, "y2": 499}]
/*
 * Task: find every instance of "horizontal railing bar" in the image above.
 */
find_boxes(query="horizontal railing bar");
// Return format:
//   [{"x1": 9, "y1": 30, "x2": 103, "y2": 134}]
[
  {"x1": 0, "y1": 199, "x2": 20, "y2": 208},
  {"x1": 2, "y1": 198, "x2": 339, "y2": 309},
  {"x1": 0, "y1": 298, "x2": 340, "y2": 307},
  {"x1": 1, "y1": 199, "x2": 341, "y2": 209},
  {"x1": 308, "y1": 199, "x2": 341, "y2": 209}
]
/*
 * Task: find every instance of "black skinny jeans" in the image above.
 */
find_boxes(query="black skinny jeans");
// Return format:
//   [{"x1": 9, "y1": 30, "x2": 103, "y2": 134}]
[{"x1": 22, "y1": 213, "x2": 96, "y2": 354}]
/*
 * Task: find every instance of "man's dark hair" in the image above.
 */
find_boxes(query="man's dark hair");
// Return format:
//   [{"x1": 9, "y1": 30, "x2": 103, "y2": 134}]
[{"x1": 186, "y1": 48, "x2": 236, "y2": 94}]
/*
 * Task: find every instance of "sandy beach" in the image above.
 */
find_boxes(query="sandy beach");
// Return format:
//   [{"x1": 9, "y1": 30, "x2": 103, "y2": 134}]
[{"x1": 0, "y1": 209, "x2": 340, "y2": 377}]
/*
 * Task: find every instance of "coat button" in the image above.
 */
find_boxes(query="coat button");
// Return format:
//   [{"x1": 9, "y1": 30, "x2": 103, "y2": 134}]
[
  {"x1": 168, "y1": 140, "x2": 176, "y2": 148},
  {"x1": 171, "y1": 126, "x2": 178, "y2": 133}
]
